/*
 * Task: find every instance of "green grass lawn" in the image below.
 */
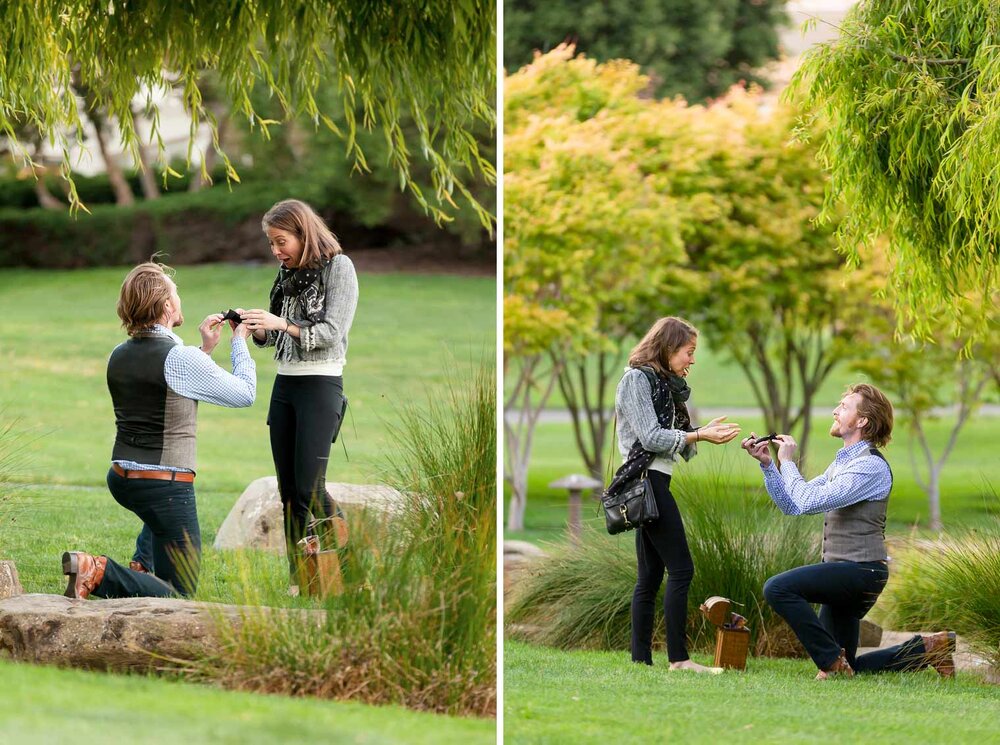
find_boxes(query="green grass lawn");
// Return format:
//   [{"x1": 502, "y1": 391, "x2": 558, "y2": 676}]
[
  {"x1": 505, "y1": 414, "x2": 1000, "y2": 545},
  {"x1": 504, "y1": 642, "x2": 1000, "y2": 744},
  {"x1": 0, "y1": 660, "x2": 494, "y2": 744},
  {"x1": 0, "y1": 264, "x2": 495, "y2": 492},
  {"x1": 0, "y1": 265, "x2": 494, "y2": 596},
  {"x1": 0, "y1": 264, "x2": 495, "y2": 731}
]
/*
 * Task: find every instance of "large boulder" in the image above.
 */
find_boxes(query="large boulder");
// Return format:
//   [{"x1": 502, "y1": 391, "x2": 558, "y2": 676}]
[
  {"x1": 213, "y1": 476, "x2": 404, "y2": 553},
  {"x1": 0, "y1": 561, "x2": 23, "y2": 599},
  {"x1": 0, "y1": 593, "x2": 324, "y2": 672},
  {"x1": 503, "y1": 540, "x2": 547, "y2": 594},
  {"x1": 859, "y1": 618, "x2": 883, "y2": 647}
]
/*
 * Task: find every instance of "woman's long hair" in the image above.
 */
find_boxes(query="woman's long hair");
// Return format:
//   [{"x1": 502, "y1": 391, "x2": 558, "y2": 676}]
[
  {"x1": 261, "y1": 199, "x2": 342, "y2": 268},
  {"x1": 627, "y1": 317, "x2": 698, "y2": 376}
]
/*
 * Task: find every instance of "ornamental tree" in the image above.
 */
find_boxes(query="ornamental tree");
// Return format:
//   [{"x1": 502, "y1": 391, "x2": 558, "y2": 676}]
[
  {"x1": 653, "y1": 89, "x2": 887, "y2": 464},
  {"x1": 793, "y1": 0, "x2": 1000, "y2": 339},
  {"x1": 0, "y1": 1, "x2": 495, "y2": 223},
  {"x1": 853, "y1": 296, "x2": 1000, "y2": 531},
  {"x1": 504, "y1": 48, "x2": 686, "y2": 528}
]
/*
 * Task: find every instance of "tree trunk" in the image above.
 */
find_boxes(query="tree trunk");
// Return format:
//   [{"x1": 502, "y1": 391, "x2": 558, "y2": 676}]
[
  {"x1": 557, "y1": 350, "x2": 615, "y2": 484},
  {"x1": 506, "y1": 474, "x2": 527, "y2": 532},
  {"x1": 190, "y1": 104, "x2": 229, "y2": 192},
  {"x1": 928, "y1": 465, "x2": 942, "y2": 532},
  {"x1": 135, "y1": 145, "x2": 161, "y2": 199},
  {"x1": 130, "y1": 106, "x2": 161, "y2": 200},
  {"x1": 91, "y1": 120, "x2": 134, "y2": 206},
  {"x1": 33, "y1": 177, "x2": 63, "y2": 209},
  {"x1": 504, "y1": 354, "x2": 562, "y2": 532}
]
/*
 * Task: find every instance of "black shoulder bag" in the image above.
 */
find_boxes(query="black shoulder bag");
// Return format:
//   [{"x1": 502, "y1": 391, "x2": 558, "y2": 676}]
[{"x1": 601, "y1": 367, "x2": 668, "y2": 535}]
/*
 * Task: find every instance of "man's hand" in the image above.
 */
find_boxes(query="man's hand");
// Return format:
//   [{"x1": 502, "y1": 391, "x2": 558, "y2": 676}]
[
  {"x1": 231, "y1": 307, "x2": 252, "y2": 340},
  {"x1": 199, "y1": 313, "x2": 225, "y2": 354},
  {"x1": 774, "y1": 434, "x2": 798, "y2": 465},
  {"x1": 741, "y1": 432, "x2": 773, "y2": 467},
  {"x1": 697, "y1": 416, "x2": 741, "y2": 444}
]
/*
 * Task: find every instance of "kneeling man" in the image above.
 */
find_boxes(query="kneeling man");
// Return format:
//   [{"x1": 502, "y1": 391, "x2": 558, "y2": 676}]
[
  {"x1": 63, "y1": 261, "x2": 256, "y2": 600},
  {"x1": 742, "y1": 384, "x2": 954, "y2": 679}
]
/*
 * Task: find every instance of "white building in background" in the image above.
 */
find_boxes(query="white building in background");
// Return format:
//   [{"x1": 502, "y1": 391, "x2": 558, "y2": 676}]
[{"x1": 30, "y1": 85, "x2": 216, "y2": 178}]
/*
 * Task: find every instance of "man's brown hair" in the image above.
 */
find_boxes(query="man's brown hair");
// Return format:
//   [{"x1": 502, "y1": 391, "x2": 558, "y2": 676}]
[
  {"x1": 627, "y1": 317, "x2": 698, "y2": 376},
  {"x1": 261, "y1": 199, "x2": 342, "y2": 268},
  {"x1": 117, "y1": 262, "x2": 174, "y2": 336},
  {"x1": 847, "y1": 383, "x2": 894, "y2": 448}
]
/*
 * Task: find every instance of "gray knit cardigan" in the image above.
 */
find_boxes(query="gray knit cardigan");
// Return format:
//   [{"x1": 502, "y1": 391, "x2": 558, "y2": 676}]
[{"x1": 253, "y1": 254, "x2": 359, "y2": 366}]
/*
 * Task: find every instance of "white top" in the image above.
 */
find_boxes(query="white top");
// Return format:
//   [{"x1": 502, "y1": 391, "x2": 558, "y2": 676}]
[{"x1": 276, "y1": 359, "x2": 343, "y2": 377}]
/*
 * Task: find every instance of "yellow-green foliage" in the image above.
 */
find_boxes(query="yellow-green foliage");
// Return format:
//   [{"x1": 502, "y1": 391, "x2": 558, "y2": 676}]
[
  {"x1": 504, "y1": 46, "x2": 886, "y2": 456},
  {"x1": 794, "y1": 0, "x2": 1000, "y2": 340},
  {"x1": 0, "y1": 1, "x2": 495, "y2": 223}
]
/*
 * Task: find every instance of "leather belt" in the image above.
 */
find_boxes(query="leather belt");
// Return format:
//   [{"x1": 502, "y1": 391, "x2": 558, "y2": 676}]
[{"x1": 112, "y1": 463, "x2": 195, "y2": 483}]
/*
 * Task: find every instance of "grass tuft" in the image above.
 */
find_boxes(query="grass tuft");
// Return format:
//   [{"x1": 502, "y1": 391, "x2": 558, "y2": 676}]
[
  {"x1": 189, "y1": 363, "x2": 497, "y2": 717},
  {"x1": 506, "y1": 457, "x2": 819, "y2": 657}
]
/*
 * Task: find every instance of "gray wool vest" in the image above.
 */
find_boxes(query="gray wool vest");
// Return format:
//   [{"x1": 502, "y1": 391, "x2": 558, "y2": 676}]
[
  {"x1": 822, "y1": 448, "x2": 891, "y2": 563},
  {"x1": 107, "y1": 334, "x2": 198, "y2": 470}
]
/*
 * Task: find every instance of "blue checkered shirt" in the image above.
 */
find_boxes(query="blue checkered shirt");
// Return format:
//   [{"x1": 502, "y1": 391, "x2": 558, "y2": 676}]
[
  {"x1": 760, "y1": 440, "x2": 891, "y2": 516},
  {"x1": 113, "y1": 324, "x2": 256, "y2": 473}
]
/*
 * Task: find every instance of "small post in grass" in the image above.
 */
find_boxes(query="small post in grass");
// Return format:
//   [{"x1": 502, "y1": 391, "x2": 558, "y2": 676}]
[{"x1": 548, "y1": 474, "x2": 603, "y2": 543}]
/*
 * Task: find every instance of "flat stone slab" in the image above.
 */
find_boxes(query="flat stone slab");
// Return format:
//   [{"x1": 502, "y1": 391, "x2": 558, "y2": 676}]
[{"x1": 0, "y1": 593, "x2": 322, "y2": 673}]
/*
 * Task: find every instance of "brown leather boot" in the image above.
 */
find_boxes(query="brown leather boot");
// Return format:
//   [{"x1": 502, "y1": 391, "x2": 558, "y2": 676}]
[
  {"x1": 62, "y1": 551, "x2": 107, "y2": 600},
  {"x1": 815, "y1": 649, "x2": 855, "y2": 680},
  {"x1": 921, "y1": 631, "x2": 957, "y2": 678},
  {"x1": 129, "y1": 560, "x2": 149, "y2": 574}
]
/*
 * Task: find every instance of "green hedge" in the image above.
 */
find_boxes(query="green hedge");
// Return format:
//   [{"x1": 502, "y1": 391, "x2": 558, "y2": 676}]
[
  {"x1": 0, "y1": 167, "x2": 231, "y2": 209},
  {"x1": 0, "y1": 177, "x2": 490, "y2": 268}
]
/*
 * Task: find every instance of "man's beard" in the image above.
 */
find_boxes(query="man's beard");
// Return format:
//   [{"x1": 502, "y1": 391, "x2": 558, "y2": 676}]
[{"x1": 174, "y1": 313, "x2": 184, "y2": 328}]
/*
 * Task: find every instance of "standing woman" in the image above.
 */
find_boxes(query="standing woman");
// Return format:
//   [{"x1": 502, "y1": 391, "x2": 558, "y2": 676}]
[
  {"x1": 615, "y1": 316, "x2": 740, "y2": 672},
  {"x1": 242, "y1": 199, "x2": 359, "y2": 591}
]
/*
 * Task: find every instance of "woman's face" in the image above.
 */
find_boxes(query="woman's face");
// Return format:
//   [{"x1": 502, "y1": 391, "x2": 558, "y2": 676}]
[
  {"x1": 266, "y1": 227, "x2": 304, "y2": 268},
  {"x1": 666, "y1": 336, "x2": 697, "y2": 377}
]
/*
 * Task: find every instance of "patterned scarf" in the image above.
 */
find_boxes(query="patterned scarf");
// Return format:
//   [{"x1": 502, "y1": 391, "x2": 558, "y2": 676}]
[
  {"x1": 267, "y1": 257, "x2": 331, "y2": 324},
  {"x1": 604, "y1": 366, "x2": 692, "y2": 498}
]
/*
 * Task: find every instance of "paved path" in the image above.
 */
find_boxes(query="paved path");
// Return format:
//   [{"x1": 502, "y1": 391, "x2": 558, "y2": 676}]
[{"x1": 510, "y1": 405, "x2": 1000, "y2": 425}]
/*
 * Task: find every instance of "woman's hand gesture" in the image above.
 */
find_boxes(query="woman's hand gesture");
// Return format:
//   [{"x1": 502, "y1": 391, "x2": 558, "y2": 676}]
[
  {"x1": 241, "y1": 309, "x2": 287, "y2": 333},
  {"x1": 697, "y1": 416, "x2": 741, "y2": 445}
]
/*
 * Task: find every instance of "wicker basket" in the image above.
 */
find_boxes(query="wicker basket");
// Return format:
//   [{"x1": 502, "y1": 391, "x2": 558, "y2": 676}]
[{"x1": 713, "y1": 627, "x2": 751, "y2": 670}]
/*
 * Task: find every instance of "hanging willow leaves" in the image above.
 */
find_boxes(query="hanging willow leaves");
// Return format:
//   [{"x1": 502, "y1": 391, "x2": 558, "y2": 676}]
[
  {"x1": 791, "y1": 0, "x2": 1000, "y2": 340},
  {"x1": 0, "y1": 0, "x2": 496, "y2": 226}
]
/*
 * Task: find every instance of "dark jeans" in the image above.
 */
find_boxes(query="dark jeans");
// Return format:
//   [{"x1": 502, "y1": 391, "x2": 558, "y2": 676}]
[
  {"x1": 267, "y1": 374, "x2": 345, "y2": 575},
  {"x1": 95, "y1": 468, "x2": 201, "y2": 599},
  {"x1": 764, "y1": 561, "x2": 930, "y2": 673},
  {"x1": 631, "y1": 471, "x2": 695, "y2": 664}
]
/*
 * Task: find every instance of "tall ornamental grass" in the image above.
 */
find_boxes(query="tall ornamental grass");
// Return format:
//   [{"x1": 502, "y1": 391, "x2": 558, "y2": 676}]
[
  {"x1": 878, "y1": 531, "x2": 1000, "y2": 669},
  {"x1": 191, "y1": 364, "x2": 497, "y2": 717},
  {"x1": 506, "y1": 460, "x2": 819, "y2": 657}
]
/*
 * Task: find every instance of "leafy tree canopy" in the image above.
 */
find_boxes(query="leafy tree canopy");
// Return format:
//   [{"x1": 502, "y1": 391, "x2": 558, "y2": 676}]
[
  {"x1": 0, "y1": 0, "x2": 495, "y2": 224},
  {"x1": 504, "y1": 0, "x2": 789, "y2": 101},
  {"x1": 793, "y1": 0, "x2": 1000, "y2": 341}
]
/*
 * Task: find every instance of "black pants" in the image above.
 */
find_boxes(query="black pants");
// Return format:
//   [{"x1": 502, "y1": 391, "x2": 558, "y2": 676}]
[
  {"x1": 267, "y1": 374, "x2": 345, "y2": 575},
  {"x1": 764, "y1": 561, "x2": 930, "y2": 673},
  {"x1": 95, "y1": 468, "x2": 200, "y2": 598},
  {"x1": 631, "y1": 471, "x2": 695, "y2": 664}
]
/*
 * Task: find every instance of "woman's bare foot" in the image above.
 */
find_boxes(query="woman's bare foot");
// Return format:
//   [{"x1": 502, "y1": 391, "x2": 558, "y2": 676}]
[{"x1": 669, "y1": 659, "x2": 724, "y2": 674}]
